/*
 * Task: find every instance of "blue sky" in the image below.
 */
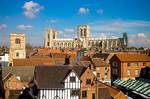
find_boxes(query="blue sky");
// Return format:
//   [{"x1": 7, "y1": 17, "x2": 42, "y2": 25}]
[{"x1": 0, "y1": 0, "x2": 150, "y2": 47}]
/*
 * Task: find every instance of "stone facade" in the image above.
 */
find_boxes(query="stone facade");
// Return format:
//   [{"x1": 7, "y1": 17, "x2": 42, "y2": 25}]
[
  {"x1": 45, "y1": 25, "x2": 128, "y2": 49},
  {"x1": 9, "y1": 33, "x2": 26, "y2": 65}
]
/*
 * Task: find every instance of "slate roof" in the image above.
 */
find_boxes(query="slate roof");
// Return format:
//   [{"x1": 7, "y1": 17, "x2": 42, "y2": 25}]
[
  {"x1": 113, "y1": 78, "x2": 150, "y2": 98},
  {"x1": 2, "y1": 66, "x2": 35, "y2": 82},
  {"x1": 93, "y1": 53, "x2": 110, "y2": 60},
  {"x1": 34, "y1": 65, "x2": 87, "y2": 89}
]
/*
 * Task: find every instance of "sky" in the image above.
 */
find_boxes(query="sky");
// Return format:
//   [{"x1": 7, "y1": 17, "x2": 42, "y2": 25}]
[{"x1": 0, "y1": 0, "x2": 150, "y2": 47}]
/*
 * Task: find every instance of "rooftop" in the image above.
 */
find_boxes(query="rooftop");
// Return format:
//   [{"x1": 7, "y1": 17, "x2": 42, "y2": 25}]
[
  {"x1": 92, "y1": 58, "x2": 110, "y2": 67},
  {"x1": 115, "y1": 53, "x2": 150, "y2": 62},
  {"x1": 34, "y1": 65, "x2": 87, "y2": 89}
]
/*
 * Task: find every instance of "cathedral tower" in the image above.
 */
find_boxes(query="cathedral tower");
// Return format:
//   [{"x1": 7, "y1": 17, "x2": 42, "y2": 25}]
[
  {"x1": 77, "y1": 25, "x2": 90, "y2": 39},
  {"x1": 77, "y1": 25, "x2": 91, "y2": 48},
  {"x1": 45, "y1": 29, "x2": 58, "y2": 48}
]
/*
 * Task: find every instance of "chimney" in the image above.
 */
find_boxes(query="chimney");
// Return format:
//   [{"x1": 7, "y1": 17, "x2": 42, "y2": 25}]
[{"x1": 64, "y1": 55, "x2": 70, "y2": 65}]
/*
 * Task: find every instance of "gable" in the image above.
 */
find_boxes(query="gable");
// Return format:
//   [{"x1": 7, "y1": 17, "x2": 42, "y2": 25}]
[
  {"x1": 4, "y1": 75, "x2": 24, "y2": 90},
  {"x1": 64, "y1": 71, "x2": 80, "y2": 83}
]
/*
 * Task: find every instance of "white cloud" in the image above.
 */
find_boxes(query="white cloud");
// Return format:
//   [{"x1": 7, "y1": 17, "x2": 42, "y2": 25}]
[
  {"x1": 129, "y1": 33, "x2": 150, "y2": 48},
  {"x1": 50, "y1": 19, "x2": 57, "y2": 23},
  {"x1": 58, "y1": 30, "x2": 63, "y2": 34},
  {"x1": 0, "y1": 24, "x2": 7, "y2": 30},
  {"x1": 78, "y1": 7, "x2": 89, "y2": 14},
  {"x1": 90, "y1": 20, "x2": 150, "y2": 33},
  {"x1": 97, "y1": 8, "x2": 103, "y2": 14},
  {"x1": 137, "y1": 33, "x2": 145, "y2": 38},
  {"x1": 17, "y1": 24, "x2": 33, "y2": 30},
  {"x1": 22, "y1": 1, "x2": 44, "y2": 19},
  {"x1": 64, "y1": 28, "x2": 74, "y2": 33},
  {"x1": 90, "y1": 19, "x2": 150, "y2": 48}
]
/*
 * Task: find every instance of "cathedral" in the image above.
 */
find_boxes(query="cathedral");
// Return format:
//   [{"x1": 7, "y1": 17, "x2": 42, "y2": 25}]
[{"x1": 44, "y1": 25, "x2": 128, "y2": 50}]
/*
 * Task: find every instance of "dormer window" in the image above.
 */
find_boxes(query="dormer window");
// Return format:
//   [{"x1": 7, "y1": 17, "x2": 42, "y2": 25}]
[
  {"x1": 15, "y1": 38, "x2": 21, "y2": 44},
  {"x1": 70, "y1": 76, "x2": 76, "y2": 82}
]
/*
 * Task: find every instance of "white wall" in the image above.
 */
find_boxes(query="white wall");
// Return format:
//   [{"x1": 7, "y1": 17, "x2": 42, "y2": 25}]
[{"x1": 0, "y1": 53, "x2": 9, "y2": 67}]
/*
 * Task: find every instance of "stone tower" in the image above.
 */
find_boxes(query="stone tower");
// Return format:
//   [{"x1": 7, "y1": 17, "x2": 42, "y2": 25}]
[
  {"x1": 77, "y1": 25, "x2": 91, "y2": 48},
  {"x1": 9, "y1": 33, "x2": 26, "y2": 65},
  {"x1": 77, "y1": 25, "x2": 90, "y2": 39},
  {"x1": 45, "y1": 29, "x2": 58, "y2": 48}
]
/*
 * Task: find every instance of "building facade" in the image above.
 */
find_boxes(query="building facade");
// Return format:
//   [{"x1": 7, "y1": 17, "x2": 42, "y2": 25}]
[
  {"x1": 45, "y1": 25, "x2": 128, "y2": 50},
  {"x1": 9, "y1": 33, "x2": 26, "y2": 65},
  {"x1": 34, "y1": 66, "x2": 86, "y2": 99},
  {"x1": 92, "y1": 58, "x2": 111, "y2": 84},
  {"x1": 110, "y1": 54, "x2": 150, "y2": 81},
  {"x1": 0, "y1": 53, "x2": 9, "y2": 67}
]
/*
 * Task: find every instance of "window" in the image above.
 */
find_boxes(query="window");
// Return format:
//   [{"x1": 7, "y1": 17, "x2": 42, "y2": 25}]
[
  {"x1": 84, "y1": 28, "x2": 86, "y2": 37},
  {"x1": 135, "y1": 70, "x2": 139, "y2": 75},
  {"x1": 127, "y1": 63, "x2": 130, "y2": 66},
  {"x1": 48, "y1": 34, "x2": 50, "y2": 38},
  {"x1": 82, "y1": 91, "x2": 87, "y2": 98},
  {"x1": 71, "y1": 89, "x2": 79, "y2": 96},
  {"x1": 53, "y1": 34, "x2": 55, "y2": 39},
  {"x1": 104, "y1": 73, "x2": 108, "y2": 79},
  {"x1": 127, "y1": 70, "x2": 130, "y2": 75},
  {"x1": 112, "y1": 62, "x2": 118, "y2": 68},
  {"x1": 97, "y1": 73, "x2": 100, "y2": 78},
  {"x1": 80, "y1": 29, "x2": 83, "y2": 36},
  {"x1": 143, "y1": 62, "x2": 146, "y2": 66},
  {"x1": 112, "y1": 68, "x2": 118, "y2": 74},
  {"x1": 47, "y1": 42, "x2": 49, "y2": 46},
  {"x1": 105, "y1": 67, "x2": 108, "y2": 70},
  {"x1": 86, "y1": 79, "x2": 91, "y2": 85},
  {"x1": 15, "y1": 38, "x2": 21, "y2": 44},
  {"x1": 70, "y1": 76, "x2": 76, "y2": 82},
  {"x1": 16, "y1": 52, "x2": 19, "y2": 57},
  {"x1": 92, "y1": 93, "x2": 95, "y2": 99}
]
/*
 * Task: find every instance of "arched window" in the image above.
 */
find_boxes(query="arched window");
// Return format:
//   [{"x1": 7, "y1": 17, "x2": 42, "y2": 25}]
[
  {"x1": 53, "y1": 33, "x2": 55, "y2": 39},
  {"x1": 48, "y1": 34, "x2": 50, "y2": 39},
  {"x1": 80, "y1": 29, "x2": 83, "y2": 37},
  {"x1": 15, "y1": 38, "x2": 21, "y2": 44},
  {"x1": 84, "y1": 28, "x2": 86, "y2": 37}
]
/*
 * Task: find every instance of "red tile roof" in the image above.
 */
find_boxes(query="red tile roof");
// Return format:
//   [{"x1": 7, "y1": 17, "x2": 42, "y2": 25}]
[
  {"x1": 92, "y1": 58, "x2": 110, "y2": 67},
  {"x1": 80, "y1": 56, "x2": 91, "y2": 61},
  {"x1": 13, "y1": 58, "x2": 54, "y2": 66},
  {"x1": 29, "y1": 48, "x2": 77, "y2": 59},
  {"x1": 97, "y1": 81, "x2": 122, "y2": 97},
  {"x1": 116, "y1": 54, "x2": 150, "y2": 62}
]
